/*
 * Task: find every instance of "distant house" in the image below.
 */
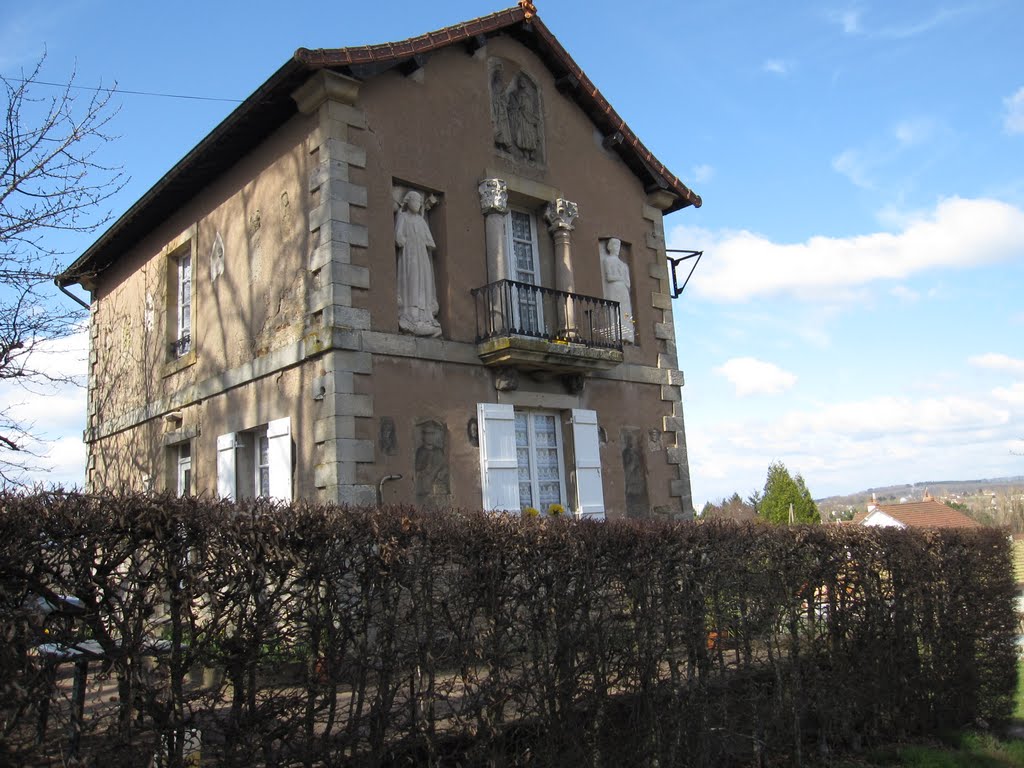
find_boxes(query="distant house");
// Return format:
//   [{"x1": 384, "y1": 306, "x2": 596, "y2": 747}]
[{"x1": 857, "y1": 492, "x2": 981, "y2": 530}]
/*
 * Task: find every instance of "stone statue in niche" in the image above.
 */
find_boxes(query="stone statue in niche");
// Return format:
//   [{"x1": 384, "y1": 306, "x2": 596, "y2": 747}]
[
  {"x1": 414, "y1": 420, "x2": 450, "y2": 509},
  {"x1": 394, "y1": 189, "x2": 442, "y2": 337},
  {"x1": 489, "y1": 61, "x2": 543, "y2": 163},
  {"x1": 601, "y1": 237, "x2": 635, "y2": 344}
]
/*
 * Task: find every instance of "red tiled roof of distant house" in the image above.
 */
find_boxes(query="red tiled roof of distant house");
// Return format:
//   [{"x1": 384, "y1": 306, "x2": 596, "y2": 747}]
[{"x1": 872, "y1": 499, "x2": 982, "y2": 529}]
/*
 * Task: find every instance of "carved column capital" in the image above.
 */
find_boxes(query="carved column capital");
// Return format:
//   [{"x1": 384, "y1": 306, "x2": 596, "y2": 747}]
[
  {"x1": 545, "y1": 198, "x2": 579, "y2": 233},
  {"x1": 478, "y1": 179, "x2": 509, "y2": 215}
]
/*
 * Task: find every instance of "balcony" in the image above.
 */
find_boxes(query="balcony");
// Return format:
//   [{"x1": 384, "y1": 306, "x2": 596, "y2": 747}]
[{"x1": 470, "y1": 280, "x2": 624, "y2": 373}]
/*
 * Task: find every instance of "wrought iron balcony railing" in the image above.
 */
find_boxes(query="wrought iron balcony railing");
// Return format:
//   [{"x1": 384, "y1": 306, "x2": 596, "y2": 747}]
[
  {"x1": 170, "y1": 333, "x2": 191, "y2": 358},
  {"x1": 471, "y1": 279, "x2": 622, "y2": 351}
]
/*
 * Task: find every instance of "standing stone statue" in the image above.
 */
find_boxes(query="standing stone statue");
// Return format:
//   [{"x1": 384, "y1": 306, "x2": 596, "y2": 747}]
[
  {"x1": 395, "y1": 190, "x2": 442, "y2": 337},
  {"x1": 602, "y1": 237, "x2": 635, "y2": 343}
]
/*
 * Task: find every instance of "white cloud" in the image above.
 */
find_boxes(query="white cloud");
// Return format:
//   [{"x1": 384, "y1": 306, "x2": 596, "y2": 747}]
[
  {"x1": 762, "y1": 59, "x2": 791, "y2": 75},
  {"x1": 828, "y1": 6, "x2": 970, "y2": 40},
  {"x1": 969, "y1": 353, "x2": 1024, "y2": 375},
  {"x1": 993, "y1": 383, "x2": 1024, "y2": 405},
  {"x1": 669, "y1": 197, "x2": 1024, "y2": 302},
  {"x1": 714, "y1": 357, "x2": 797, "y2": 397},
  {"x1": 893, "y1": 117, "x2": 934, "y2": 147},
  {"x1": 1004, "y1": 87, "x2": 1024, "y2": 135},
  {"x1": 831, "y1": 148, "x2": 873, "y2": 188},
  {"x1": 689, "y1": 388, "x2": 1023, "y2": 505},
  {"x1": 877, "y1": 7, "x2": 967, "y2": 39},
  {"x1": 0, "y1": 328, "x2": 88, "y2": 487},
  {"x1": 829, "y1": 8, "x2": 862, "y2": 35},
  {"x1": 692, "y1": 164, "x2": 714, "y2": 184},
  {"x1": 889, "y1": 285, "x2": 920, "y2": 302}
]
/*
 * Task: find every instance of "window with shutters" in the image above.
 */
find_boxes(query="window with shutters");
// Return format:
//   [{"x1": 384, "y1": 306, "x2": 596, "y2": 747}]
[
  {"x1": 478, "y1": 403, "x2": 605, "y2": 518},
  {"x1": 217, "y1": 417, "x2": 292, "y2": 502},
  {"x1": 515, "y1": 411, "x2": 565, "y2": 511}
]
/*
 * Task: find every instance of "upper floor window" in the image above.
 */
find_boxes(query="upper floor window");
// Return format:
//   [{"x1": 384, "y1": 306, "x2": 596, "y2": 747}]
[
  {"x1": 161, "y1": 224, "x2": 197, "y2": 371},
  {"x1": 174, "y1": 250, "x2": 192, "y2": 357},
  {"x1": 506, "y1": 209, "x2": 542, "y2": 334}
]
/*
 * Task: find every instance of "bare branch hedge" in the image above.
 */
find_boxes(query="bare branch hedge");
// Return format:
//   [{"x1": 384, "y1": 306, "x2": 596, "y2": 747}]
[{"x1": 0, "y1": 492, "x2": 1017, "y2": 766}]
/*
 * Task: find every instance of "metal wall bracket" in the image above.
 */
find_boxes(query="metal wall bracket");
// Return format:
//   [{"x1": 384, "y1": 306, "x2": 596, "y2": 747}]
[{"x1": 666, "y1": 249, "x2": 703, "y2": 299}]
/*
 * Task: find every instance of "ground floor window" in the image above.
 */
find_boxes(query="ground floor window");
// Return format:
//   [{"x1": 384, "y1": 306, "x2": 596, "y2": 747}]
[
  {"x1": 515, "y1": 411, "x2": 565, "y2": 511},
  {"x1": 217, "y1": 417, "x2": 292, "y2": 502},
  {"x1": 176, "y1": 442, "x2": 192, "y2": 496},
  {"x1": 478, "y1": 403, "x2": 604, "y2": 518}
]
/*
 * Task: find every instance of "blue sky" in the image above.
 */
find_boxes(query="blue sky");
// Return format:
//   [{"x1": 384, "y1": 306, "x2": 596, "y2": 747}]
[{"x1": 2, "y1": 0, "x2": 1022, "y2": 505}]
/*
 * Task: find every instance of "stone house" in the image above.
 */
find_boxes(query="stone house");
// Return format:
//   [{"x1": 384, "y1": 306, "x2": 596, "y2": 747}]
[{"x1": 57, "y1": 2, "x2": 701, "y2": 519}]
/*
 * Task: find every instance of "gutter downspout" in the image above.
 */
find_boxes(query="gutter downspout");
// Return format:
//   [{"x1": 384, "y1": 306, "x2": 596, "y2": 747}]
[{"x1": 55, "y1": 279, "x2": 90, "y2": 310}]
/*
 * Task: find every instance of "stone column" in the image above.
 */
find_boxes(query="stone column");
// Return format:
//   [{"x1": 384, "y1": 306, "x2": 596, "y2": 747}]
[
  {"x1": 544, "y1": 198, "x2": 579, "y2": 338},
  {"x1": 478, "y1": 179, "x2": 509, "y2": 335}
]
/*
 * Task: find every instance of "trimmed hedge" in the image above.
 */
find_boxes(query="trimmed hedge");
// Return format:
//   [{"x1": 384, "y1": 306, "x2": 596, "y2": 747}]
[{"x1": 0, "y1": 492, "x2": 1017, "y2": 766}]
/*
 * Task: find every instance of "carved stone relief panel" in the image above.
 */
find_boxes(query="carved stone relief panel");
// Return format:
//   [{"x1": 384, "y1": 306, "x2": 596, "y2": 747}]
[
  {"x1": 489, "y1": 59, "x2": 544, "y2": 164},
  {"x1": 414, "y1": 419, "x2": 450, "y2": 509},
  {"x1": 210, "y1": 232, "x2": 225, "y2": 283},
  {"x1": 379, "y1": 416, "x2": 398, "y2": 456},
  {"x1": 392, "y1": 184, "x2": 442, "y2": 337},
  {"x1": 621, "y1": 427, "x2": 650, "y2": 518}
]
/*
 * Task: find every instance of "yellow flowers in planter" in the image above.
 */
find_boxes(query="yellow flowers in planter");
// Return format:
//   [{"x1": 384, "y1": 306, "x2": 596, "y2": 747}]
[{"x1": 522, "y1": 504, "x2": 567, "y2": 519}]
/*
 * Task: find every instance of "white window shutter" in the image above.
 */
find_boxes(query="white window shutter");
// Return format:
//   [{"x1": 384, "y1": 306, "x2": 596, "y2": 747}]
[
  {"x1": 477, "y1": 403, "x2": 520, "y2": 512},
  {"x1": 216, "y1": 432, "x2": 237, "y2": 500},
  {"x1": 571, "y1": 409, "x2": 605, "y2": 519},
  {"x1": 266, "y1": 417, "x2": 293, "y2": 503}
]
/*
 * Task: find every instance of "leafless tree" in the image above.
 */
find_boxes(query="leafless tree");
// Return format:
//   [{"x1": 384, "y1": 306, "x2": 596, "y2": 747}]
[{"x1": 0, "y1": 53, "x2": 124, "y2": 484}]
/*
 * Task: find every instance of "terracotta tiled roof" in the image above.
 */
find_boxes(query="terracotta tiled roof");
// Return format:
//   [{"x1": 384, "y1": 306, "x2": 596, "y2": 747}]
[
  {"x1": 59, "y1": 5, "x2": 699, "y2": 287},
  {"x1": 868, "y1": 500, "x2": 982, "y2": 529}
]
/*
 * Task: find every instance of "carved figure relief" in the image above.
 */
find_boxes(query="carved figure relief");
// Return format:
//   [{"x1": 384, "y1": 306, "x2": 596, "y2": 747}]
[
  {"x1": 414, "y1": 420, "x2": 450, "y2": 509},
  {"x1": 601, "y1": 238, "x2": 635, "y2": 343},
  {"x1": 489, "y1": 60, "x2": 544, "y2": 163},
  {"x1": 394, "y1": 188, "x2": 442, "y2": 337},
  {"x1": 210, "y1": 231, "x2": 225, "y2": 282},
  {"x1": 379, "y1": 417, "x2": 397, "y2": 456},
  {"x1": 621, "y1": 427, "x2": 650, "y2": 519}
]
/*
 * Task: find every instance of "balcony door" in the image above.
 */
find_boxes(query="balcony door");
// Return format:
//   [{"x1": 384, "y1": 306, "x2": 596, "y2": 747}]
[{"x1": 506, "y1": 209, "x2": 543, "y2": 335}]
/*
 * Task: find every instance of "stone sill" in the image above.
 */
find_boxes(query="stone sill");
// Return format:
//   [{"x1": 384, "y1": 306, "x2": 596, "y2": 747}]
[{"x1": 162, "y1": 349, "x2": 197, "y2": 378}]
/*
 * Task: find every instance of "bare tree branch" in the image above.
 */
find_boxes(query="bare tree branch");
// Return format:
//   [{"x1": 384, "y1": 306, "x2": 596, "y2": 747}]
[{"x1": 0, "y1": 52, "x2": 124, "y2": 484}]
